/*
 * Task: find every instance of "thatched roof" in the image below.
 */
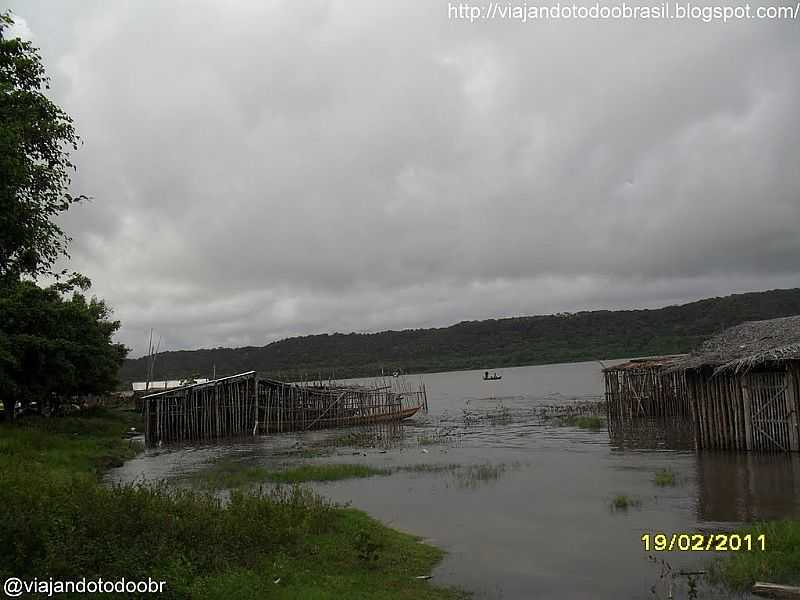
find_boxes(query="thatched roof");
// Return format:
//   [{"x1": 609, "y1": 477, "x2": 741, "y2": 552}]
[
  {"x1": 603, "y1": 354, "x2": 687, "y2": 372},
  {"x1": 676, "y1": 315, "x2": 800, "y2": 373}
]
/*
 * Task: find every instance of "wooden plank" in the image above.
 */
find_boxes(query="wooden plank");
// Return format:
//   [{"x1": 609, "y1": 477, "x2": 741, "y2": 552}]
[
  {"x1": 752, "y1": 581, "x2": 800, "y2": 599},
  {"x1": 787, "y1": 367, "x2": 800, "y2": 452},
  {"x1": 743, "y1": 380, "x2": 753, "y2": 451}
]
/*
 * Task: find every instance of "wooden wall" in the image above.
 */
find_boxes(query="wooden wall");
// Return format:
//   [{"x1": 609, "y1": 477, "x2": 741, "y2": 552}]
[
  {"x1": 144, "y1": 372, "x2": 257, "y2": 446},
  {"x1": 605, "y1": 367, "x2": 690, "y2": 424},
  {"x1": 687, "y1": 365, "x2": 800, "y2": 452},
  {"x1": 143, "y1": 374, "x2": 428, "y2": 447}
]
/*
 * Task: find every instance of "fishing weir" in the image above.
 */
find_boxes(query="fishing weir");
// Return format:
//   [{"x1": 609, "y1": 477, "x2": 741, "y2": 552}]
[{"x1": 142, "y1": 372, "x2": 428, "y2": 447}]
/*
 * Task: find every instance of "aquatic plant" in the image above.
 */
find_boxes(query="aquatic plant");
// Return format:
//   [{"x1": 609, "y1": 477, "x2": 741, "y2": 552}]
[
  {"x1": 611, "y1": 494, "x2": 641, "y2": 510},
  {"x1": 266, "y1": 463, "x2": 391, "y2": 484},
  {"x1": 558, "y1": 415, "x2": 606, "y2": 429},
  {"x1": 397, "y1": 463, "x2": 461, "y2": 474},
  {"x1": 453, "y1": 462, "x2": 523, "y2": 489},
  {"x1": 417, "y1": 433, "x2": 446, "y2": 446},
  {"x1": 654, "y1": 468, "x2": 677, "y2": 487},
  {"x1": 189, "y1": 459, "x2": 392, "y2": 488}
]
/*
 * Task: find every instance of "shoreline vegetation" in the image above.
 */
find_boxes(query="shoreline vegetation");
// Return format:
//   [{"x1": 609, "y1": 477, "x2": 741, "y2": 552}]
[
  {"x1": 707, "y1": 521, "x2": 800, "y2": 592},
  {"x1": 0, "y1": 409, "x2": 464, "y2": 599},
  {"x1": 119, "y1": 288, "x2": 800, "y2": 383},
  {"x1": 186, "y1": 457, "x2": 519, "y2": 491}
]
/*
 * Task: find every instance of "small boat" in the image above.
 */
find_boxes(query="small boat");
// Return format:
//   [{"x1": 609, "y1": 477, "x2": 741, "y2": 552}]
[{"x1": 483, "y1": 371, "x2": 502, "y2": 381}]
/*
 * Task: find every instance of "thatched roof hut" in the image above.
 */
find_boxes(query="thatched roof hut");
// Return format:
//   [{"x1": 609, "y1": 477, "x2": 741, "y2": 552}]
[
  {"x1": 676, "y1": 315, "x2": 800, "y2": 374},
  {"x1": 674, "y1": 315, "x2": 800, "y2": 452}
]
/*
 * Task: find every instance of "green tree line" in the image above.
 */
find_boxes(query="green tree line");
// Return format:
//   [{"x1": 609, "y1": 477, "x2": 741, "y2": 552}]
[{"x1": 121, "y1": 287, "x2": 800, "y2": 383}]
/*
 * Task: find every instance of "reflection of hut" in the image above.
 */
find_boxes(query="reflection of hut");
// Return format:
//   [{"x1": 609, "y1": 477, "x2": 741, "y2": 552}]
[
  {"x1": 695, "y1": 452, "x2": 800, "y2": 521},
  {"x1": 677, "y1": 316, "x2": 800, "y2": 452},
  {"x1": 603, "y1": 355, "x2": 689, "y2": 424}
]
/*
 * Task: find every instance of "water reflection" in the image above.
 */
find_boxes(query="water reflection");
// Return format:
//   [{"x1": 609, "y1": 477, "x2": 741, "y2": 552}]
[
  {"x1": 696, "y1": 451, "x2": 800, "y2": 522},
  {"x1": 609, "y1": 417, "x2": 695, "y2": 451}
]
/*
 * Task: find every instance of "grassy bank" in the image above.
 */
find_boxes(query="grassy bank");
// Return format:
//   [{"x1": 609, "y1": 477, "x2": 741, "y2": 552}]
[
  {"x1": 0, "y1": 410, "x2": 464, "y2": 599},
  {"x1": 709, "y1": 521, "x2": 800, "y2": 592}
]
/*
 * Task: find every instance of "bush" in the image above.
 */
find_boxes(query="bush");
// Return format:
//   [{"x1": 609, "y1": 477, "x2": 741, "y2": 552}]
[{"x1": 710, "y1": 521, "x2": 800, "y2": 591}]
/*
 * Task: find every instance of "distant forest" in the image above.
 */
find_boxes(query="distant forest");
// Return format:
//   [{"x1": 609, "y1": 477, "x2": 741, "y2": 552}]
[{"x1": 120, "y1": 288, "x2": 800, "y2": 384}]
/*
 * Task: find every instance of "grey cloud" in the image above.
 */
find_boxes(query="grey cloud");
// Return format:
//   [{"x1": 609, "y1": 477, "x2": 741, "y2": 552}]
[{"x1": 8, "y1": 0, "x2": 800, "y2": 356}]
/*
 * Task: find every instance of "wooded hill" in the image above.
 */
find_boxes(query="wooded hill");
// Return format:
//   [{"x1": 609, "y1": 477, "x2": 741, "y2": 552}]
[{"x1": 120, "y1": 288, "x2": 800, "y2": 383}]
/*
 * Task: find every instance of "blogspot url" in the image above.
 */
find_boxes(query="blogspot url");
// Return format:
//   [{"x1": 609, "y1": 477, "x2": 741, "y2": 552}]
[{"x1": 448, "y1": 2, "x2": 800, "y2": 23}]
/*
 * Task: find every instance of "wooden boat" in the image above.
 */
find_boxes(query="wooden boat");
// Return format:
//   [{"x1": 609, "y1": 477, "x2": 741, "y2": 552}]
[
  {"x1": 275, "y1": 403, "x2": 423, "y2": 432},
  {"x1": 258, "y1": 378, "x2": 425, "y2": 433}
]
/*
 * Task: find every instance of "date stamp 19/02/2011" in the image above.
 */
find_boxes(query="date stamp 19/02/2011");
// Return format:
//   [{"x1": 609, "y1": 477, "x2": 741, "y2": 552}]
[{"x1": 641, "y1": 533, "x2": 766, "y2": 552}]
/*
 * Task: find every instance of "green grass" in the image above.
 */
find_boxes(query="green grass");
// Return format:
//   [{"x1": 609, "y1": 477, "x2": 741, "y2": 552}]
[
  {"x1": 192, "y1": 459, "x2": 520, "y2": 492},
  {"x1": 190, "y1": 459, "x2": 393, "y2": 489},
  {"x1": 0, "y1": 408, "x2": 142, "y2": 483},
  {"x1": 708, "y1": 521, "x2": 800, "y2": 592},
  {"x1": 654, "y1": 468, "x2": 677, "y2": 487},
  {"x1": 455, "y1": 464, "x2": 508, "y2": 488},
  {"x1": 611, "y1": 494, "x2": 641, "y2": 511},
  {"x1": 267, "y1": 464, "x2": 391, "y2": 484},
  {"x1": 323, "y1": 430, "x2": 399, "y2": 450},
  {"x1": 568, "y1": 415, "x2": 606, "y2": 430},
  {"x1": 552, "y1": 414, "x2": 606, "y2": 430},
  {"x1": 188, "y1": 460, "x2": 273, "y2": 490},
  {"x1": 396, "y1": 463, "x2": 461, "y2": 474},
  {"x1": 0, "y1": 410, "x2": 464, "y2": 599}
]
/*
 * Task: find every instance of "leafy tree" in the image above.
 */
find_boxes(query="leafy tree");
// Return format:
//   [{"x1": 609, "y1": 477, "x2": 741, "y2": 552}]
[
  {"x1": 0, "y1": 275, "x2": 128, "y2": 419},
  {"x1": 0, "y1": 13, "x2": 127, "y2": 420},
  {"x1": 0, "y1": 11, "x2": 84, "y2": 284}
]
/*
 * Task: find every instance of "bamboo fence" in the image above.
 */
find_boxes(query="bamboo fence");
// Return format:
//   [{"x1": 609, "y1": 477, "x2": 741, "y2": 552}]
[{"x1": 143, "y1": 372, "x2": 427, "y2": 447}]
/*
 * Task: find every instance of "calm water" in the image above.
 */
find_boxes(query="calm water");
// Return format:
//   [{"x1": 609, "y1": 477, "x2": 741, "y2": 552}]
[{"x1": 110, "y1": 361, "x2": 800, "y2": 599}]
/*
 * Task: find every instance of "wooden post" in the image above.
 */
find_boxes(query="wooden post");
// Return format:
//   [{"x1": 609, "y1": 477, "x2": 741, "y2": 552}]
[
  {"x1": 742, "y1": 380, "x2": 753, "y2": 451},
  {"x1": 787, "y1": 367, "x2": 800, "y2": 452}
]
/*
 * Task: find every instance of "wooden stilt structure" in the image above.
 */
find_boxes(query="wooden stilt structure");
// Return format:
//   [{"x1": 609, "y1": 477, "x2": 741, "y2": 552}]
[
  {"x1": 604, "y1": 355, "x2": 690, "y2": 426},
  {"x1": 604, "y1": 316, "x2": 800, "y2": 453},
  {"x1": 676, "y1": 316, "x2": 800, "y2": 453},
  {"x1": 143, "y1": 371, "x2": 426, "y2": 447}
]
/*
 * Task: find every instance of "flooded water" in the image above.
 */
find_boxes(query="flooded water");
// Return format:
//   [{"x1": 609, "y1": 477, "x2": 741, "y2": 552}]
[{"x1": 110, "y1": 361, "x2": 800, "y2": 599}]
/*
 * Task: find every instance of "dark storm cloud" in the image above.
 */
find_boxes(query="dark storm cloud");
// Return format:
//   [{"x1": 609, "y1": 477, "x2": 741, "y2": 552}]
[{"x1": 8, "y1": 0, "x2": 800, "y2": 355}]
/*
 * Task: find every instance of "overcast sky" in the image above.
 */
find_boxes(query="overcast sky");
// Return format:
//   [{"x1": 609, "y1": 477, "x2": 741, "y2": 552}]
[{"x1": 7, "y1": 0, "x2": 800, "y2": 356}]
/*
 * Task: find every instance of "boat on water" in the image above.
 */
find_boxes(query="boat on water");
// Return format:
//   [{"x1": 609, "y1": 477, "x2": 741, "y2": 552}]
[{"x1": 483, "y1": 371, "x2": 502, "y2": 381}]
